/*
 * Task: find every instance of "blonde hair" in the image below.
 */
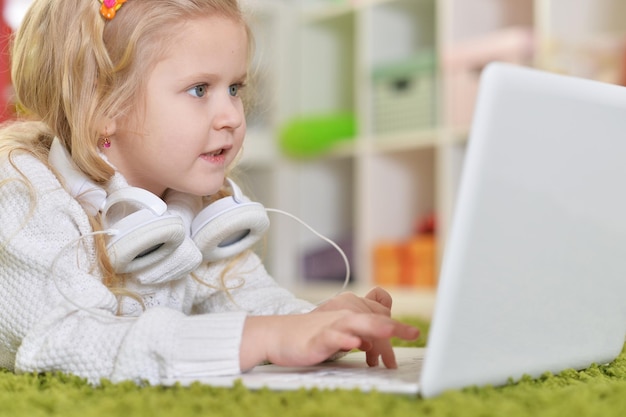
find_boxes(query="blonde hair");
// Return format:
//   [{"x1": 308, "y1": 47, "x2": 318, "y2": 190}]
[
  {"x1": 9, "y1": 0, "x2": 249, "y2": 180},
  {"x1": 2, "y1": 0, "x2": 252, "y2": 298}
]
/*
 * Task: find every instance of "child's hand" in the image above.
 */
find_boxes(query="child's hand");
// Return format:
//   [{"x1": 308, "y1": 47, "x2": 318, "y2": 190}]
[
  {"x1": 314, "y1": 287, "x2": 393, "y2": 317},
  {"x1": 240, "y1": 297, "x2": 419, "y2": 371},
  {"x1": 312, "y1": 287, "x2": 406, "y2": 368}
]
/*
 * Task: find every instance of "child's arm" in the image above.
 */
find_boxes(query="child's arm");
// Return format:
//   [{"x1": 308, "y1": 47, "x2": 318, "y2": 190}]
[
  {"x1": 0, "y1": 155, "x2": 245, "y2": 384},
  {"x1": 193, "y1": 255, "x2": 413, "y2": 369}
]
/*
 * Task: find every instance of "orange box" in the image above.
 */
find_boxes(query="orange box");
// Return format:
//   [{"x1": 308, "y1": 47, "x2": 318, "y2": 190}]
[
  {"x1": 373, "y1": 242, "x2": 401, "y2": 286},
  {"x1": 400, "y1": 235, "x2": 436, "y2": 288},
  {"x1": 373, "y1": 235, "x2": 437, "y2": 288}
]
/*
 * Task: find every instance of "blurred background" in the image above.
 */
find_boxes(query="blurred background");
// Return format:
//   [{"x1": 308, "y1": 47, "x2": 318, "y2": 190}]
[{"x1": 2, "y1": 0, "x2": 626, "y2": 317}]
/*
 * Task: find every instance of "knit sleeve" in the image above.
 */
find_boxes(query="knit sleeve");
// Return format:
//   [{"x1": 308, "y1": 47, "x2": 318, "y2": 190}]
[
  {"x1": 191, "y1": 252, "x2": 317, "y2": 316},
  {"x1": 0, "y1": 154, "x2": 247, "y2": 384}
]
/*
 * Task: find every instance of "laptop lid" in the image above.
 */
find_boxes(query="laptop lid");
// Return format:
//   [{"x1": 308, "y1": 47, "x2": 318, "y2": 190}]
[{"x1": 420, "y1": 63, "x2": 626, "y2": 398}]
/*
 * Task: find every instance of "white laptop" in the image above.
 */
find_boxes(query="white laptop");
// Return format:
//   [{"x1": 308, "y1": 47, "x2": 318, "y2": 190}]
[{"x1": 172, "y1": 63, "x2": 626, "y2": 398}]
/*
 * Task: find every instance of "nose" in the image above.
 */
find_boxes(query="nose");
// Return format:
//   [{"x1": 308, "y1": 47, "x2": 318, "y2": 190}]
[{"x1": 213, "y1": 92, "x2": 244, "y2": 131}]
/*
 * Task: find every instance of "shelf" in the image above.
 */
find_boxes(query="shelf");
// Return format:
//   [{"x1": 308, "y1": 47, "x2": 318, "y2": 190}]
[
  {"x1": 324, "y1": 139, "x2": 360, "y2": 159},
  {"x1": 241, "y1": 0, "x2": 625, "y2": 295},
  {"x1": 370, "y1": 128, "x2": 440, "y2": 153},
  {"x1": 318, "y1": 128, "x2": 441, "y2": 159}
]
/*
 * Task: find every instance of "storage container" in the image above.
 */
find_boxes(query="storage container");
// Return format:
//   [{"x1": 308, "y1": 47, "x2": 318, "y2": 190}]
[{"x1": 372, "y1": 51, "x2": 437, "y2": 134}]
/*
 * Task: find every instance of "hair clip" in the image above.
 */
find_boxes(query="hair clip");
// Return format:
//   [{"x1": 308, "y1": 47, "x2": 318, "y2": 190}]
[{"x1": 99, "y1": 0, "x2": 128, "y2": 20}]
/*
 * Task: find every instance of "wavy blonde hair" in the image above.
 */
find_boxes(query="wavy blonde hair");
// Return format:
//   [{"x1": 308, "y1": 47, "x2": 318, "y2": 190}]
[{"x1": 2, "y1": 0, "x2": 253, "y2": 297}]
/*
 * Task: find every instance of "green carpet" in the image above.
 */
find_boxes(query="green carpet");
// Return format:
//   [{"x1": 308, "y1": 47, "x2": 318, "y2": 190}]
[{"x1": 1, "y1": 317, "x2": 626, "y2": 417}]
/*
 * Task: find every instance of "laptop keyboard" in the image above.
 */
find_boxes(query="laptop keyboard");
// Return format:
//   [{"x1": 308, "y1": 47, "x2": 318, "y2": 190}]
[
  {"x1": 296, "y1": 359, "x2": 422, "y2": 385},
  {"x1": 246, "y1": 354, "x2": 423, "y2": 392}
]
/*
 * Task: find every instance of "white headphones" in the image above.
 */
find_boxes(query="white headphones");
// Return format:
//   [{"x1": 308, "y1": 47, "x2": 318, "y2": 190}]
[
  {"x1": 166, "y1": 178, "x2": 270, "y2": 262},
  {"x1": 48, "y1": 138, "x2": 270, "y2": 273}
]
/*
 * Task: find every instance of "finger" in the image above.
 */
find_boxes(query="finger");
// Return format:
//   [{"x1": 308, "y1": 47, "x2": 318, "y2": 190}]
[
  {"x1": 378, "y1": 340, "x2": 398, "y2": 369},
  {"x1": 363, "y1": 339, "x2": 396, "y2": 368},
  {"x1": 336, "y1": 313, "x2": 396, "y2": 340},
  {"x1": 337, "y1": 315, "x2": 419, "y2": 368},
  {"x1": 395, "y1": 322, "x2": 421, "y2": 341},
  {"x1": 365, "y1": 287, "x2": 393, "y2": 309},
  {"x1": 335, "y1": 314, "x2": 420, "y2": 349},
  {"x1": 359, "y1": 339, "x2": 373, "y2": 352},
  {"x1": 366, "y1": 349, "x2": 380, "y2": 367}
]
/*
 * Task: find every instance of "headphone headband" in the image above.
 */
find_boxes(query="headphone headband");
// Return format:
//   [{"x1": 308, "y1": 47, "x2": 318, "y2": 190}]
[{"x1": 48, "y1": 138, "x2": 106, "y2": 216}]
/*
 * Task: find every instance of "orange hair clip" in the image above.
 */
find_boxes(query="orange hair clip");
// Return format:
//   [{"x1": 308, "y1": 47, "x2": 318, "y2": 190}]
[{"x1": 99, "y1": 0, "x2": 128, "y2": 20}]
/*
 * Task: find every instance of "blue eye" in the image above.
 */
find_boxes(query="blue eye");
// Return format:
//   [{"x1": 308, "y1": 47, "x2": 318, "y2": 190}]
[
  {"x1": 229, "y1": 84, "x2": 240, "y2": 97},
  {"x1": 188, "y1": 84, "x2": 207, "y2": 98}
]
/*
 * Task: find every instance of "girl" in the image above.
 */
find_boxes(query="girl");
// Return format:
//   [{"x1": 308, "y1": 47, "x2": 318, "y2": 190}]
[{"x1": 0, "y1": 0, "x2": 419, "y2": 385}]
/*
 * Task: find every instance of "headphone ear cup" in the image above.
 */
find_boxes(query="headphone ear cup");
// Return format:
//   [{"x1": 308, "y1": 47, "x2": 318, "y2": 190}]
[
  {"x1": 191, "y1": 196, "x2": 270, "y2": 262},
  {"x1": 107, "y1": 211, "x2": 186, "y2": 274},
  {"x1": 103, "y1": 188, "x2": 187, "y2": 274}
]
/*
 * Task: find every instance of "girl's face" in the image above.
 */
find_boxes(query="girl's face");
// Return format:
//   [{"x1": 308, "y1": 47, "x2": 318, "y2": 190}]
[{"x1": 104, "y1": 15, "x2": 248, "y2": 198}]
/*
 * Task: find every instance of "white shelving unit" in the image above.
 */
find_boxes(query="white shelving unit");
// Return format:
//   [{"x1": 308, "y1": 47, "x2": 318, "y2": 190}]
[{"x1": 239, "y1": 0, "x2": 626, "y2": 317}]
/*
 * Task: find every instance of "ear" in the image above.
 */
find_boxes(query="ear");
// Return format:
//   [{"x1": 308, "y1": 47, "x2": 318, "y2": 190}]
[{"x1": 99, "y1": 118, "x2": 117, "y2": 137}]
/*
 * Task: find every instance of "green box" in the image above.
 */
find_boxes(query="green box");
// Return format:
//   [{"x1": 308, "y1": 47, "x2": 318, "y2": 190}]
[{"x1": 372, "y1": 51, "x2": 437, "y2": 134}]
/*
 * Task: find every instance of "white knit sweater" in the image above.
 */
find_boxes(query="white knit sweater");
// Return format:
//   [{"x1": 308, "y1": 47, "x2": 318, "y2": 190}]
[{"x1": 0, "y1": 152, "x2": 314, "y2": 384}]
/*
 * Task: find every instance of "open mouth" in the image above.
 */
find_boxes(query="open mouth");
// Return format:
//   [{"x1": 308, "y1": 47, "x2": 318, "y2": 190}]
[
  {"x1": 200, "y1": 147, "x2": 229, "y2": 163},
  {"x1": 202, "y1": 148, "x2": 227, "y2": 158},
  {"x1": 206, "y1": 149, "x2": 225, "y2": 157}
]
